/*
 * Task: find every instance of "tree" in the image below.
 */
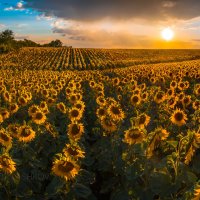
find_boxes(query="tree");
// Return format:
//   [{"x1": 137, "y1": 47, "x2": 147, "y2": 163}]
[
  {"x1": 45, "y1": 39, "x2": 63, "y2": 47},
  {"x1": 0, "y1": 29, "x2": 14, "y2": 44}
]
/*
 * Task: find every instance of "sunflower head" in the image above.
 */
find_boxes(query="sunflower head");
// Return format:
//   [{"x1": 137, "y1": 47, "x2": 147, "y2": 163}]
[
  {"x1": 18, "y1": 125, "x2": 35, "y2": 143},
  {"x1": 0, "y1": 154, "x2": 16, "y2": 174},
  {"x1": 170, "y1": 108, "x2": 188, "y2": 126},
  {"x1": 124, "y1": 127, "x2": 145, "y2": 145},
  {"x1": 67, "y1": 122, "x2": 84, "y2": 141},
  {"x1": 32, "y1": 111, "x2": 46, "y2": 125}
]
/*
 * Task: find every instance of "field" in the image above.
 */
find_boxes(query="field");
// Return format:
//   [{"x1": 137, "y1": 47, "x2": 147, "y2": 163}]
[{"x1": 0, "y1": 48, "x2": 200, "y2": 200}]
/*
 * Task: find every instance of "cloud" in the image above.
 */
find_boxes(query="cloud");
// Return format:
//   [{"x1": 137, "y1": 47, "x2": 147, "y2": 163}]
[
  {"x1": 23, "y1": 0, "x2": 200, "y2": 21},
  {"x1": 0, "y1": 24, "x2": 6, "y2": 29},
  {"x1": 4, "y1": 1, "x2": 25, "y2": 11}
]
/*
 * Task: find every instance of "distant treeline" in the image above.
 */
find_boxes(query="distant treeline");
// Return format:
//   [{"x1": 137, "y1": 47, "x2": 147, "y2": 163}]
[{"x1": 0, "y1": 29, "x2": 64, "y2": 53}]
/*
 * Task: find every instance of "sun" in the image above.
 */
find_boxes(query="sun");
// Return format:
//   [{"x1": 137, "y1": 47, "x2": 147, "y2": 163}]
[{"x1": 161, "y1": 28, "x2": 174, "y2": 41}]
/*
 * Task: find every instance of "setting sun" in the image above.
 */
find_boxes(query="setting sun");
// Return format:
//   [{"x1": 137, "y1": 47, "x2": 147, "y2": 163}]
[{"x1": 161, "y1": 28, "x2": 174, "y2": 41}]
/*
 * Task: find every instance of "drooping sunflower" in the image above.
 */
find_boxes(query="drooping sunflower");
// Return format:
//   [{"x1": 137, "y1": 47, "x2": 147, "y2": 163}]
[
  {"x1": 107, "y1": 103, "x2": 125, "y2": 122},
  {"x1": 137, "y1": 113, "x2": 150, "y2": 128},
  {"x1": 101, "y1": 117, "x2": 117, "y2": 133},
  {"x1": 52, "y1": 157, "x2": 80, "y2": 181},
  {"x1": 170, "y1": 108, "x2": 188, "y2": 126},
  {"x1": 124, "y1": 127, "x2": 145, "y2": 145},
  {"x1": 18, "y1": 125, "x2": 35, "y2": 143},
  {"x1": 32, "y1": 110, "x2": 46, "y2": 125},
  {"x1": 0, "y1": 154, "x2": 16, "y2": 174},
  {"x1": 57, "y1": 102, "x2": 67, "y2": 114},
  {"x1": 0, "y1": 128, "x2": 12, "y2": 147},
  {"x1": 68, "y1": 107, "x2": 82, "y2": 122},
  {"x1": 67, "y1": 122, "x2": 84, "y2": 141},
  {"x1": 63, "y1": 144, "x2": 85, "y2": 160}
]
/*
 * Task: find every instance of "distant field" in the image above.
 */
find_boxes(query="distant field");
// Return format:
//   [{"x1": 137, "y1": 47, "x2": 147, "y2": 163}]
[
  {"x1": 1, "y1": 47, "x2": 200, "y2": 70},
  {"x1": 0, "y1": 48, "x2": 200, "y2": 199}
]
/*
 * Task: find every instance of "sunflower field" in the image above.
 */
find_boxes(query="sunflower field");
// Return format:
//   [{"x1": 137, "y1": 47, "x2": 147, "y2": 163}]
[{"x1": 0, "y1": 48, "x2": 200, "y2": 200}]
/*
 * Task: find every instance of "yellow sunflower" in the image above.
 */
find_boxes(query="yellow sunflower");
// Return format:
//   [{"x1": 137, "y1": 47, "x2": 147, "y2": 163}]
[
  {"x1": 0, "y1": 128, "x2": 12, "y2": 147},
  {"x1": 96, "y1": 107, "x2": 107, "y2": 120},
  {"x1": 18, "y1": 125, "x2": 36, "y2": 143},
  {"x1": 67, "y1": 122, "x2": 84, "y2": 141},
  {"x1": 130, "y1": 94, "x2": 141, "y2": 106},
  {"x1": 137, "y1": 113, "x2": 150, "y2": 128},
  {"x1": 9, "y1": 103, "x2": 19, "y2": 114},
  {"x1": 154, "y1": 91, "x2": 166, "y2": 104},
  {"x1": 57, "y1": 102, "x2": 67, "y2": 114},
  {"x1": 68, "y1": 107, "x2": 82, "y2": 122},
  {"x1": 107, "y1": 103, "x2": 125, "y2": 122},
  {"x1": 63, "y1": 144, "x2": 85, "y2": 160},
  {"x1": 32, "y1": 111, "x2": 46, "y2": 125},
  {"x1": 7, "y1": 124, "x2": 20, "y2": 138},
  {"x1": 0, "y1": 154, "x2": 16, "y2": 174},
  {"x1": 170, "y1": 108, "x2": 188, "y2": 126},
  {"x1": 101, "y1": 117, "x2": 117, "y2": 133},
  {"x1": 124, "y1": 127, "x2": 145, "y2": 145},
  {"x1": 52, "y1": 157, "x2": 80, "y2": 181}
]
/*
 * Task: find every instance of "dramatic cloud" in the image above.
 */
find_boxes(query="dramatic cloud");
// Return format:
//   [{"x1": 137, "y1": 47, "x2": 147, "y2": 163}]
[{"x1": 24, "y1": 0, "x2": 200, "y2": 21}]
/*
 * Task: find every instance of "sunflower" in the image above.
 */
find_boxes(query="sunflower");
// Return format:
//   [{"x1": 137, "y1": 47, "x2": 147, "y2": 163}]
[
  {"x1": 194, "y1": 87, "x2": 200, "y2": 96},
  {"x1": 166, "y1": 88, "x2": 174, "y2": 98},
  {"x1": 96, "y1": 96, "x2": 106, "y2": 106},
  {"x1": 155, "y1": 128, "x2": 169, "y2": 140},
  {"x1": 32, "y1": 111, "x2": 46, "y2": 125},
  {"x1": 192, "y1": 100, "x2": 200, "y2": 110},
  {"x1": 182, "y1": 95, "x2": 191, "y2": 107},
  {"x1": 170, "y1": 108, "x2": 188, "y2": 126},
  {"x1": 101, "y1": 117, "x2": 117, "y2": 133},
  {"x1": 7, "y1": 124, "x2": 20, "y2": 138},
  {"x1": 96, "y1": 107, "x2": 107, "y2": 120},
  {"x1": 167, "y1": 98, "x2": 177, "y2": 109},
  {"x1": 18, "y1": 125, "x2": 35, "y2": 143},
  {"x1": 107, "y1": 103, "x2": 125, "y2": 122},
  {"x1": 0, "y1": 109, "x2": 10, "y2": 120},
  {"x1": 141, "y1": 92, "x2": 148, "y2": 101},
  {"x1": 68, "y1": 107, "x2": 82, "y2": 121},
  {"x1": 18, "y1": 96, "x2": 28, "y2": 106},
  {"x1": 28, "y1": 105, "x2": 40, "y2": 117},
  {"x1": 57, "y1": 102, "x2": 67, "y2": 114},
  {"x1": 130, "y1": 94, "x2": 141, "y2": 106},
  {"x1": 40, "y1": 101, "x2": 48, "y2": 110},
  {"x1": 2, "y1": 91, "x2": 12, "y2": 103},
  {"x1": 0, "y1": 129, "x2": 12, "y2": 147},
  {"x1": 0, "y1": 114, "x2": 3, "y2": 124},
  {"x1": 74, "y1": 101, "x2": 85, "y2": 112},
  {"x1": 0, "y1": 154, "x2": 16, "y2": 174},
  {"x1": 178, "y1": 81, "x2": 185, "y2": 90},
  {"x1": 9, "y1": 103, "x2": 19, "y2": 114},
  {"x1": 154, "y1": 91, "x2": 166, "y2": 104},
  {"x1": 69, "y1": 94, "x2": 77, "y2": 104},
  {"x1": 52, "y1": 157, "x2": 80, "y2": 181},
  {"x1": 113, "y1": 77, "x2": 120, "y2": 86},
  {"x1": 124, "y1": 127, "x2": 145, "y2": 145},
  {"x1": 137, "y1": 113, "x2": 150, "y2": 128},
  {"x1": 170, "y1": 80, "x2": 177, "y2": 88},
  {"x1": 67, "y1": 122, "x2": 84, "y2": 141},
  {"x1": 63, "y1": 144, "x2": 85, "y2": 160}
]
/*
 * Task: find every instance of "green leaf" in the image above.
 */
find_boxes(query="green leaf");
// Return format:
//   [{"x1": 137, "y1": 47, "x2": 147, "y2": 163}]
[
  {"x1": 110, "y1": 189, "x2": 129, "y2": 200},
  {"x1": 45, "y1": 176, "x2": 65, "y2": 196},
  {"x1": 166, "y1": 141, "x2": 178, "y2": 149},
  {"x1": 74, "y1": 183, "x2": 92, "y2": 199}
]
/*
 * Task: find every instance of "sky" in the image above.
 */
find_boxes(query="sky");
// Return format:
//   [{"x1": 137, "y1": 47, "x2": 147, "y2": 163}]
[{"x1": 0, "y1": 0, "x2": 200, "y2": 48}]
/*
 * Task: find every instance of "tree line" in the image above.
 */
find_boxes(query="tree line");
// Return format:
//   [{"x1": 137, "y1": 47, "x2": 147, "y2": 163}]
[{"x1": 0, "y1": 29, "x2": 63, "y2": 53}]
